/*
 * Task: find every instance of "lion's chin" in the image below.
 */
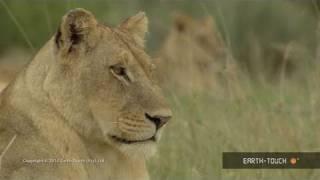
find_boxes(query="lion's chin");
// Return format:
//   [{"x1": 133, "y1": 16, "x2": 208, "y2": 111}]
[{"x1": 119, "y1": 141, "x2": 157, "y2": 159}]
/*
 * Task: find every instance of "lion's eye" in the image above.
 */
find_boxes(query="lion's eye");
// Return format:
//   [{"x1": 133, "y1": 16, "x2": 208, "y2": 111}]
[
  {"x1": 110, "y1": 65, "x2": 131, "y2": 82},
  {"x1": 111, "y1": 65, "x2": 125, "y2": 76}
]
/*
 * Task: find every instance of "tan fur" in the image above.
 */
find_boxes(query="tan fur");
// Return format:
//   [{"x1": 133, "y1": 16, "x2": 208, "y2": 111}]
[
  {"x1": 0, "y1": 8, "x2": 171, "y2": 180},
  {"x1": 156, "y1": 13, "x2": 234, "y2": 93},
  {"x1": 0, "y1": 82, "x2": 6, "y2": 93}
]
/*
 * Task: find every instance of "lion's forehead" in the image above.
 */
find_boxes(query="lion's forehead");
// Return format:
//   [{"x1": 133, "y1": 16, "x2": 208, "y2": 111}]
[{"x1": 109, "y1": 29, "x2": 153, "y2": 72}]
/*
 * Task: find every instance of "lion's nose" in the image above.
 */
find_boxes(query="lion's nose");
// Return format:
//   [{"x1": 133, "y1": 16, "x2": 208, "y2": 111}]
[{"x1": 145, "y1": 110, "x2": 172, "y2": 130}]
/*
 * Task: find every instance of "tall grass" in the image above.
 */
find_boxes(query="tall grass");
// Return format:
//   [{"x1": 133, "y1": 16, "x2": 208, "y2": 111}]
[{"x1": 149, "y1": 71, "x2": 320, "y2": 179}]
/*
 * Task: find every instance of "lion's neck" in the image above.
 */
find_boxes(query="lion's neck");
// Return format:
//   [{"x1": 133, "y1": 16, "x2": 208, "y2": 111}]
[{"x1": 83, "y1": 141, "x2": 149, "y2": 180}]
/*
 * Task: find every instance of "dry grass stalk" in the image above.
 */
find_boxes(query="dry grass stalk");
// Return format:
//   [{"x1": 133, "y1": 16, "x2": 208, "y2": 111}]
[{"x1": 0, "y1": 134, "x2": 17, "y2": 171}]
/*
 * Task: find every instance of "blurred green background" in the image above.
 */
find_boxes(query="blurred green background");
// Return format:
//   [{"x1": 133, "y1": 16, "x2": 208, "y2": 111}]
[
  {"x1": 1, "y1": 0, "x2": 320, "y2": 180},
  {"x1": 0, "y1": 0, "x2": 319, "y2": 72}
]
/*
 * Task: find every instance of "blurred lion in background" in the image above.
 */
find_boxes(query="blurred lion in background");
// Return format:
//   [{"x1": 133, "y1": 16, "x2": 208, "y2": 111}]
[{"x1": 156, "y1": 13, "x2": 244, "y2": 98}]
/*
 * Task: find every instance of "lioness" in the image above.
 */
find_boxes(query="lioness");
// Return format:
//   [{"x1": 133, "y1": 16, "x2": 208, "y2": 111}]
[
  {"x1": 156, "y1": 13, "x2": 228, "y2": 92},
  {"x1": 156, "y1": 13, "x2": 245, "y2": 99},
  {"x1": 0, "y1": 8, "x2": 172, "y2": 180}
]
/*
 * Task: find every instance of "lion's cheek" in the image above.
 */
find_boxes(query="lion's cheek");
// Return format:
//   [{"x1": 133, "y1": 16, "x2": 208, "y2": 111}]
[{"x1": 88, "y1": 100, "x2": 119, "y2": 137}]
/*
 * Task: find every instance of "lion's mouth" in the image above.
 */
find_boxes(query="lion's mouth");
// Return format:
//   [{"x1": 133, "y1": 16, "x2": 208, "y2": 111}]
[{"x1": 110, "y1": 135, "x2": 156, "y2": 144}]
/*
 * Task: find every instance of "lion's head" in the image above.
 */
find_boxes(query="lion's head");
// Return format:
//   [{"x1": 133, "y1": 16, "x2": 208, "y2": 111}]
[
  {"x1": 156, "y1": 13, "x2": 228, "y2": 91},
  {"x1": 43, "y1": 9, "x2": 172, "y2": 158},
  {"x1": 170, "y1": 13, "x2": 226, "y2": 60}
]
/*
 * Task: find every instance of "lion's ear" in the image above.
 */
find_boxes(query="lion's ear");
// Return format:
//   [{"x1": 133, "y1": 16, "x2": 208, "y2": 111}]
[
  {"x1": 173, "y1": 13, "x2": 190, "y2": 33},
  {"x1": 55, "y1": 8, "x2": 99, "y2": 56},
  {"x1": 119, "y1": 12, "x2": 148, "y2": 47}
]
